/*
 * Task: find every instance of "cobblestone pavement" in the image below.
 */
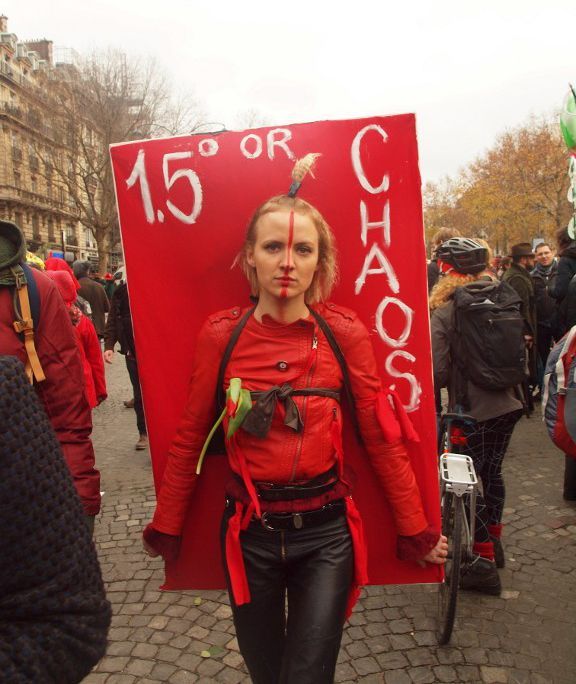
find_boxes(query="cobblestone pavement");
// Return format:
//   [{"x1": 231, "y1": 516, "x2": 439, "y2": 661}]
[{"x1": 83, "y1": 360, "x2": 576, "y2": 684}]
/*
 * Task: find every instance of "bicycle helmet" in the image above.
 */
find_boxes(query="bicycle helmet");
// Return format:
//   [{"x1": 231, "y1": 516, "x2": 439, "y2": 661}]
[{"x1": 435, "y1": 237, "x2": 487, "y2": 275}]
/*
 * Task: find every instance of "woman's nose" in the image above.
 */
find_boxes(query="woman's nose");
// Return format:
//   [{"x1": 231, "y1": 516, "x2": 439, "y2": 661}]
[{"x1": 280, "y1": 249, "x2": 295, "y2": 270}]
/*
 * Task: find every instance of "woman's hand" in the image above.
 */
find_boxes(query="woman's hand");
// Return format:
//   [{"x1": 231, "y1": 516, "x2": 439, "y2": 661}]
[
  {"x1": 103, "y1": 350, "x2": 114, "y2": 364},
  {"x1": 420, "y1": 534, "x2": 448, "y2": 565},
  {"x1": 143, "y1": 538, "x2": 160, "y2": 558},
  {"x1": 142, "y1": 524, "x2": 181, "y2": 562}
]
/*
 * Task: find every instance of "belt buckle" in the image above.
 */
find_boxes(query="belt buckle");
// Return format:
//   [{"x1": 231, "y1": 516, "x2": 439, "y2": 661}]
[
  {"x1": 260, "y1": 512, "x2": 304, "y2": 531},
  {"x1": 260, "y1": 512, "x2": 277, "y2": 531}
]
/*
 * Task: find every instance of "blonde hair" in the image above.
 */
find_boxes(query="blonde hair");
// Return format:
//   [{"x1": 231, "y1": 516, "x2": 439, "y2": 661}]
[
  {"x1": 429, "y1": 273, "x2": 476, "y2": 311},
  {"x1": 475, "y1": 238, "x2": 493, "y2": 267},
  {"x1": 237, "y1": 154, "x2": 338, "y2": 304}
]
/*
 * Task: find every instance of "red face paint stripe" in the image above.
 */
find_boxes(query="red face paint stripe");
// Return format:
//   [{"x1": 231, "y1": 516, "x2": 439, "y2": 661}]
[{"x1": 280, "y1": 210, "x2": 295, "y2": 299}]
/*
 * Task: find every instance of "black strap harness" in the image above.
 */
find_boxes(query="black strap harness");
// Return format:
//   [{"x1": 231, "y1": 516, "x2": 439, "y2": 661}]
[{"x1": 214, "y1": 306, "x2": 360, "y2": 440}]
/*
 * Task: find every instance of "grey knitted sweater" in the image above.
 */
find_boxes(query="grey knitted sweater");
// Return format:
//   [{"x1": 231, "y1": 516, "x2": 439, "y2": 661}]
[{"x1": 0, "y1": 355, "x2": 111, "y2": 683}]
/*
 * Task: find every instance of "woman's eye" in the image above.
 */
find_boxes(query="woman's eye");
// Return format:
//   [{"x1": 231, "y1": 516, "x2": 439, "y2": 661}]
[
  {"x1": 296, "y1": 245, "x2": 313, "y2": 255},
  {"x1": 264, "y1": 243, "x2": 281, "y2": 253}
]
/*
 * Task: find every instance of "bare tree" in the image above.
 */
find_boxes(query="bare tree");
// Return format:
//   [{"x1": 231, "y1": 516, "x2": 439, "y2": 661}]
[
  {"x1": 234, "y1": 108, "x2": 271, "y2": 130},
  {"x1": 34, "y1": 50, "x2": 203, "y2": 272}
]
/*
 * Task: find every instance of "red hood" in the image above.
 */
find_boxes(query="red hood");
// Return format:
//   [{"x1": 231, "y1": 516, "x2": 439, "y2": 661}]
[
  {"x1": 45, "y1": 270, "x2": 78, "y2": 306},
  {"x1": 44, "y1": 258, "x2": 80, "y2": 290}
]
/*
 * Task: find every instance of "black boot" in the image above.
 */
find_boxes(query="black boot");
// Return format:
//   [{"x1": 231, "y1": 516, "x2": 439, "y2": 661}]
[{"x1": 460, "y1": 557, "x2": 501, "y2": 596}]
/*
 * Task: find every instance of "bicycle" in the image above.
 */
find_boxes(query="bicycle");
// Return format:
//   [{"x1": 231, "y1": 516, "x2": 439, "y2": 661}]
[{"x1": 436, "y1": 411, "x2": 479, "y2": 645}]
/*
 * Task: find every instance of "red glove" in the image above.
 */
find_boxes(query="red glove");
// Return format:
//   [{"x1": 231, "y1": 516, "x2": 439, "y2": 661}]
[
  {"x1": 396, "y1": 524, "x2": 440, "y2": 562},
  {"x1": 143, "y1": 524, "x2": 181, "y2": 562}
]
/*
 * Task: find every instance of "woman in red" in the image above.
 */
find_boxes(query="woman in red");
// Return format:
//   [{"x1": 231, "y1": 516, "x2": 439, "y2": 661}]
[
  {"x1": 45, "y1": 270, "x2": 107, "y2": 409},
  {"x1": 144, "y1": 156, "x2": 446, "y2": 684}
]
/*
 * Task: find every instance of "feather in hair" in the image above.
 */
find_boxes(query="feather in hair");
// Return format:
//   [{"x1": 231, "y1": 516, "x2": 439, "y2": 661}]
[{"x1": 288, "y1": 153, "x2": 321, "y2": 197}]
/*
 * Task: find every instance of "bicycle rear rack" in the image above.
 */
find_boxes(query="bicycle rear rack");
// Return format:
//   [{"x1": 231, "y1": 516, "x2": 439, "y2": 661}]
[{"x1": 440, "y1": 453, "x2": 478, "y2": 497}]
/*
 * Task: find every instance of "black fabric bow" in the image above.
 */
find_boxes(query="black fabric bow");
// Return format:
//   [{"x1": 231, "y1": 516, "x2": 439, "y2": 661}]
[{"x1": 242, "y1": 384, "x2": 303, "y2": 439}]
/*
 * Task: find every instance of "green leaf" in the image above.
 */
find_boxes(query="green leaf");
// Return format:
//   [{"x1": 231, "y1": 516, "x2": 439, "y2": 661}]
[
  {"x1": 193, "y1": 596, "x2": 202, "y2": 605},
  {"x1": 200, "y1": 650, "x2": 211, "y2": 658}
]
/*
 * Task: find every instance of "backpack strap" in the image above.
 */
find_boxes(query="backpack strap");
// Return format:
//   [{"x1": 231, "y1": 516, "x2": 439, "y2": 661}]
[
  {"x1": 214, "y1": 305, "x2": 362, "y2": 442},
  {"x1": 215, "y1": 307, "x2": 256, "y2": 412},
  {"x1": 449, "y1": 296, "x2": 472, "y2": 412},
  {"x1": 308, "y1": 307, "x2": 361, "y2": 442},
  {"x1": 22, "y1": 263, "x2": 41, "y2": 330},
  {"x1": 12, "y1": 265, "x2": 45, "y2": 384}
]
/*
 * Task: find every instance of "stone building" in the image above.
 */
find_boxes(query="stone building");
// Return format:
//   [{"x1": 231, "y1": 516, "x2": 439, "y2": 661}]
[{"x1": 0, "y1": 15, "x2": 103, "y2": 267}]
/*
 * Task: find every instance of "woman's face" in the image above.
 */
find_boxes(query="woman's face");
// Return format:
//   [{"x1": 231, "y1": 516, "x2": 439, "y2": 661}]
[{"x1": 247, "y1": 209, "x2": 319, "y2": 304}]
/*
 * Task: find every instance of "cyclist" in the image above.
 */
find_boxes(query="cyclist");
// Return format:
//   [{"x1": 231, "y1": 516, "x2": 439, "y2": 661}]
[{"x1": 430, "y1": 237, "x2": 524, "y2": 595}]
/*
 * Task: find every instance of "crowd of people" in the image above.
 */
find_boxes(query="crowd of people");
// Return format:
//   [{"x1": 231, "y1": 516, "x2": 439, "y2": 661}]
[{"x1": 428, "y1": 226, "x2": 576, "y2": 596}]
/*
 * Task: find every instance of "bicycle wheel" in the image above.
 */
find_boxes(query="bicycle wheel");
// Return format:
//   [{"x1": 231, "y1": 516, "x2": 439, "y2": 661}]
[{"x1": 437, "y1": 491, "x2": 464, "y2": 645}]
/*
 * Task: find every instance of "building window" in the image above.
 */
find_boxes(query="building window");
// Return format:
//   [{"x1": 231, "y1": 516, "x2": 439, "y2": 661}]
[
  {"x1": 11, "y1": 136, "x2": 22, "y2": 161},
  {"x1": 28, "y1": 145, "x2": 39, "y2": 172},
  {"x1": 32, "y1": 215, "x2": 40, "y2": 241},
  {"x1": 47, "y1": 218, "x2": 55, "y2": 241},
  {"x1": 14, "y1": 170, "x2": 21, "y2": 187},
  {"x1": 31, "y1": 176, "x2": 37, "y2": 194},
  {"x1": 85, "y1": 227, "x2": 96, "y2": 248},
  {"x1": 46, "y1": 180, "x2": 52, "y2": 199},
  {"x1": 66, "y1": 225, "x2": 77, "y2": 246}
]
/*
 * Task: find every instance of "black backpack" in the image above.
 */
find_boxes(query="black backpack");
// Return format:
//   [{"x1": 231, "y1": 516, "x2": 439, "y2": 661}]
[{"x1": 450, "y1": 280, "x2": 526, "y2": 407}]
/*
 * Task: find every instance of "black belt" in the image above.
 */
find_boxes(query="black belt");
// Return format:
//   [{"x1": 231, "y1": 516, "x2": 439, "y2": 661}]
[
  {"x1": 259, "y1": 500, "x2": 346, "y2": 532},
  {"x1": 253, "y1": 465, "x2": 339, "y2": 502}
]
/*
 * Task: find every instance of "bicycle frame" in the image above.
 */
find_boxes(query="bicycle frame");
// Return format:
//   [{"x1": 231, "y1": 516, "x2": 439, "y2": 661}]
[{"x1": 436, "y1": 411, "x2": 479, "y2": 645}]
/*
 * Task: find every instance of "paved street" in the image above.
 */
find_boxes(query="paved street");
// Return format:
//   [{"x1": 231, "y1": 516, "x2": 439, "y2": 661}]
[{"x1": 83, "y1": 359, "x2": 576, "y2": 684}]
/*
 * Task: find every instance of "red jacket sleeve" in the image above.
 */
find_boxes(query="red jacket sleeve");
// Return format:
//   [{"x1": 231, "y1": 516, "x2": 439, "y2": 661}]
[
  {"x1": 79, "y1": 316, "x2": 107, "y2": 401},
  {"x1": 151, "y1": 319, "x2": 224, "y2": 535},
  {"x1": 336, "y1": 312, "x2": 429, "y2": 536},
  {"x1": 33, "y1": 272, "x2": 101, "y2": 515}
]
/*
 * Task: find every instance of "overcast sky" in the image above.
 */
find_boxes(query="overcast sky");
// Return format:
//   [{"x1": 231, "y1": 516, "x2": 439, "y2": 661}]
[{"x1": 5, "y1": 0, "x2": 573, "y2": 183}]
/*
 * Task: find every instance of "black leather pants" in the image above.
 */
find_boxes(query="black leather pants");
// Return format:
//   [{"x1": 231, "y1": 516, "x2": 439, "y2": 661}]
[{"x1": 220, "y1": 507, "x2": 353, "y2": 684}]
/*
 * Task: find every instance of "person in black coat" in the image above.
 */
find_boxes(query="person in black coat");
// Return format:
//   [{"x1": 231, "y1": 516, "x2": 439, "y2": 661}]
[
  {"x1": 550, "y1": 228, "x2": 576, "y2": 336},
  {"x1": 103, "y1": 281, "x2": 148, "y2": 450},
  {"x1": 73, "y1": 261, "x2": 110, "y2": 338},
  {"x1": 531, "y1": 242, "x2": 559, "y2": 392},
  {"x1": 0, "y1": 355, "x2": 111, "y2": 683}
]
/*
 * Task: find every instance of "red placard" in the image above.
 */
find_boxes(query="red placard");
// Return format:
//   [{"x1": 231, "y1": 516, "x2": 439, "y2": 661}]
[{"x1": 110, "y1": 115, "x2": 441, "y2": 588}]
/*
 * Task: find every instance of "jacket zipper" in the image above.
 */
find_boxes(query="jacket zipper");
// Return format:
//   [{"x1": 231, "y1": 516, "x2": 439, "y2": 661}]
[
  {"x1": 280, "y1": 531, "x2": 286, "y2": 561},
  {"x1": 289, "y1": 332, "x2": 318, "y2": 481}
]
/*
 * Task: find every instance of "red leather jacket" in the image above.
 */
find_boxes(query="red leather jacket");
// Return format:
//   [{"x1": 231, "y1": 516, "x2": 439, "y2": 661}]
[
  {"x1": 0, "y1": 269, "x2": 100, "y2": 514},
  {"x1": 152, "y1": 303, "x2": 429, "y2": 540}
]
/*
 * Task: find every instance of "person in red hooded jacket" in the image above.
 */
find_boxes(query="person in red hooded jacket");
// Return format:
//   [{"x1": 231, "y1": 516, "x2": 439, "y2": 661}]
[
  {"x1": 143, "y1": 156, "x2": 446, "y2": 684},
  {"x1": 45, "y1": 270, "x2": 107, "y2": 409},
  {"x1": 0, "y1": 221, "x2": 100, "y2": 531}
]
